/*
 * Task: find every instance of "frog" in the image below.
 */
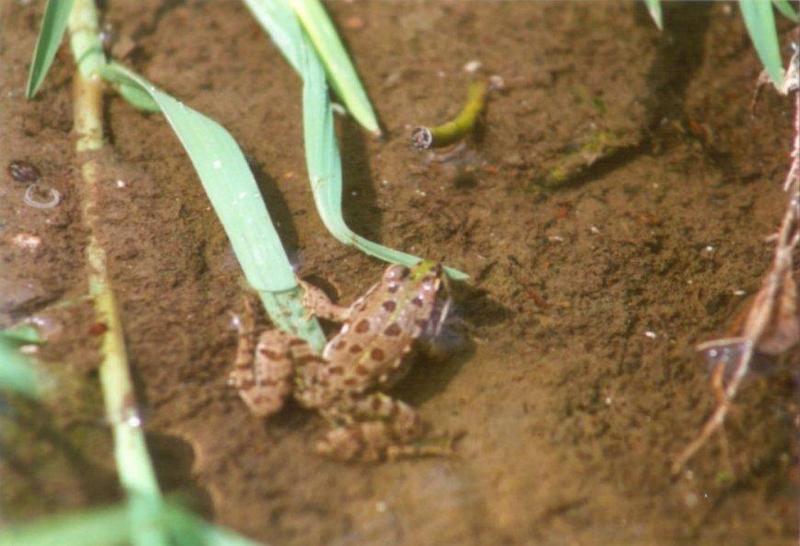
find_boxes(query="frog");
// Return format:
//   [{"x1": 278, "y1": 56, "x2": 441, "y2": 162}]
[{"x1": 229, "y1": 260, "x2": 452, "y2": 461}]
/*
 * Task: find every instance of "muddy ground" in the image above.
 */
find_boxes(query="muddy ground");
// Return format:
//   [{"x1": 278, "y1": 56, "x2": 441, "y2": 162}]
[{"x1": 1, "y1": 1, "x2": 798, "y2": 545}]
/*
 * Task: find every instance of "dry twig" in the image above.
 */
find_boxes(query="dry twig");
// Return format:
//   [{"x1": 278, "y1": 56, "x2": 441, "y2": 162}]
[{"x1": 673, "y1": 54, "x2": 800, "y2": 475}]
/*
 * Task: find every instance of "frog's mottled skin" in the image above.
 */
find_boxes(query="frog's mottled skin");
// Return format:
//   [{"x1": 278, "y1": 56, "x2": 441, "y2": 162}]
[{"x1": 230, "y1": 261, "x2": 450, "y2": 461}]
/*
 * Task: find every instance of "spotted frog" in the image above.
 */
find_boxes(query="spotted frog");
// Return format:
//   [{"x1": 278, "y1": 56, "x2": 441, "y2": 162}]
[{"x1": 230, "y1": 261, "x2": 451, "y2": 461}]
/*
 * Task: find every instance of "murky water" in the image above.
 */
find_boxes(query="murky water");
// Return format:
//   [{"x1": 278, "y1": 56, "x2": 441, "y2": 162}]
[{"x1": 1, "y1": 2, "x2": 797, "y2": 545}]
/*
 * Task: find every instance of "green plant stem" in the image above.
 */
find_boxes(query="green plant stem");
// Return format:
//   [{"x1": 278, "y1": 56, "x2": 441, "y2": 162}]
[
  {"x1": 412, "y1": 80, "x2": 488, "y2": 150},
  {"x1": 69, "y1": 1, "x2": 166, "y2": 545}
]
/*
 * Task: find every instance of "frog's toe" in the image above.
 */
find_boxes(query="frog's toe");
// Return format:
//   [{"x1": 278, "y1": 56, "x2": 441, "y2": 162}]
[
  {"x1": 386, "y1": 434, "x2": 460, "y2": 460},
  {"x1": 315, "y1": 427, "x2": 370, "y2": 461},
  {"x1": 316, "y1": 422, "x2": 394, "y2": 462}
]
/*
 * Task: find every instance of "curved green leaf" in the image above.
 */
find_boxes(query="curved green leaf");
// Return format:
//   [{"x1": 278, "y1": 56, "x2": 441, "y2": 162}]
[
  {"x1": 644, "y1": 0, "x2": 663, "y2": 30},
  {"x1": 99, "y1": 62, "x2": 326, "y2": 349},
  {"x1": 243, "y1": 0, "x2": 468, "y2": 280},
  {"x1": 740, "y1": 0, "x2": 783, "y2": 86},
  {"x1": 772, "y1": 0, "x2": 799, "y2": 22},
  {"x1": 25, "y1": 0, "x2": 76, "y2": 98},
  {"x1": 290, "y1": 0, "x2": 380, "y2": 135},
  {"x1": 0, "y1": 326, "x2": 42, "y2": 397}
]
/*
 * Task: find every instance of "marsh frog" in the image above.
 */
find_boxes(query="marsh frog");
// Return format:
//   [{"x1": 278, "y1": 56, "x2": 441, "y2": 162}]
[{"x1": 230, "y1": 261, "x2": 451, "y2": 461}]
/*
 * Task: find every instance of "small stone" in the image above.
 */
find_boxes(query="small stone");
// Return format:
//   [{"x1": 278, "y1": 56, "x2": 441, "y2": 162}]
[
  {"x1": 343, "y1": 16, "x2": 365, "y2": 30},
  {"x1": 8, "y1": 160, "x2": 41, "y2": 183}
]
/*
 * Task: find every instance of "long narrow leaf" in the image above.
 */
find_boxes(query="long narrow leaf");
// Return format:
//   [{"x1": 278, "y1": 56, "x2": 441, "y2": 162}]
[
  {"x1": 643, "y1": 0, "x2": 663, "y2": 30},
  {"x1": 0, "y1": 504, "x2": 130, "y2": 546},
  {"x1": 740, "y1": 0, "x2": 784, "y2": 86},
  {"x1": 0, "y1": 499, "x2": 267, "y2": 546},
  {"x1": 98, "y1": 62, "x2": 326, "y2": 349},
  {"x1": 0, "y1": 326, "x2": 41, "y2": 397},
  {"x1": 25, "y1": 0, "x2": 75, "y2": 98},
  {"x1": 772, "y1": 0, "x2": 799, "y2": 22},
  {"x1": 244, "y1": 0, "x2": 468, "y2": 280},
  {"x1": 162, "y1": 504, "x2": 265, "y2": 546},
  {"x1": 290, "y1": 0, "x2": 380, "y2": 134},
  {"x1": 100, "y1": 64, "x2": 295, "y2": 292}
]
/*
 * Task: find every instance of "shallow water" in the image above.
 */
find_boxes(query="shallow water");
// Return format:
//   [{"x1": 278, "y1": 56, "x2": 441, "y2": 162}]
[{"x1": 1, "y1": 2, "x2": 797, "y2": 545}]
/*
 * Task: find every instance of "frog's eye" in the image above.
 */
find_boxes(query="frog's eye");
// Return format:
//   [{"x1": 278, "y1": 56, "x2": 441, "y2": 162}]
[
  {"x1": 421, "y1": 277, "x2": 440, "y2": 292},
  {"x1": 384, "y1": 265, "x2": 410, "y2": 281}
]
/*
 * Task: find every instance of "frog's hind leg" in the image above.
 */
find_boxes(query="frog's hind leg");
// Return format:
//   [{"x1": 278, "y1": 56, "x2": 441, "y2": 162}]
[
  {"x1": 298, "y1": 279, "x2": 351, "y2": 322},
  {"x1": 229, "y1": 323, "x2": 295, "y2": 418},
  {"x1": 316, "y1": 394, "x2": 449, "y2": 461}
]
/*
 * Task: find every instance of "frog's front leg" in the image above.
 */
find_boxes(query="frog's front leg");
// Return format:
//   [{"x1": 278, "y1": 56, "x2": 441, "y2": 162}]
[
  {"x1": 316, "y1": 393, "x2": 448, "y2": 461},
  {"x1": 298, "y1": 279, "x2": 351, "y2": 322},
  {"x1": 230, "y1": 305, "x2": 296, "y2": 417}
]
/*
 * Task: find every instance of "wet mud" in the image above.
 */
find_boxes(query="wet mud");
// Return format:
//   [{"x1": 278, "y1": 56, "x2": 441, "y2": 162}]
[{"x1": 1, "y1": 2, "x2": 797, "y2": 545}]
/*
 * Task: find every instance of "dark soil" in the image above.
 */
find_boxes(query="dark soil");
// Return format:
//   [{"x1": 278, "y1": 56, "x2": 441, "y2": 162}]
[{"x1": 1, "y1": 1, "x2": 798, "y2": 545}]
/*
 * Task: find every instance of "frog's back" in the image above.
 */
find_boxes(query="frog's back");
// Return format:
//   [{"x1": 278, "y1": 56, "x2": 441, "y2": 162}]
[{"x1": 322, "y1": 263, "x2": 443, "y2": 393}]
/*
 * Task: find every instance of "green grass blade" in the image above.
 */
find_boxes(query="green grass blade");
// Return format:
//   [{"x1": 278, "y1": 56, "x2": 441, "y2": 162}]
[
  {"x1": 98, "y1": 62, "x2": 325, "y2": 348},
  {"x1": 740, "y1": 0, "x2": 784, "y2": 86},
  {"x1": 643, "y1": 0, "x2": 663, "y2": 30},
  {"x1": 0, "y1": 326, "x2": 42, "y2": 397},
  {"x1": 299, "y1": 42, "x2": 468, "y2": 280},
  {"x1": 0, "y1": 503, "x2": 130, "y2": 546},
  {"x1": 772, "y1": 0, "x2": 799, "y2": 22},
  {"x1": 244, "y1": 0, "x2": 468, "y2": 280},
  {"x1": 241, "y1": 0, "x2": 304, "y2": 74},
  {"x1": 290, "y1": 0, "x2": 380, "y2": 135},
  {"x1": 0, "y1": 498, "x2": 267, "y2": 546},
  {"x1": 163, "y1": 504, "x2": 265, "y2": 546},
  {"x1": 100, "y1": 63, "x2": 294, "y2": 292},
  {"x1": 25, "y1": 0, "x2": 76, "y2": 98}
]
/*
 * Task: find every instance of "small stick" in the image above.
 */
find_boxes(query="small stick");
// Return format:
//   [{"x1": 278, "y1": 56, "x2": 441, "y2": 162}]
[
  {"x1": 411, "y1": 80, "x2": 489, "y2": 150},
  {"x1": 673, "y1": 67, "x2": 800, "y2": 475}
]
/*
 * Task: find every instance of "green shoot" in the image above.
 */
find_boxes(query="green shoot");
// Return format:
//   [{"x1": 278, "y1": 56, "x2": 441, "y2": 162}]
[
  {"x1": 772, "y1": 0, "x2": 799, "y2": 22},
  {"x1": 289, "y1": 0, "x2": 381, "y2": 135},
  {"x1": 740, "y1": 0, "x2": 784, "y2": 87},
  {"x1": 25, "y1": 0, "x2": 75, "y2": 98},
  {"x1": 0, "y1": 325, "x2": 42, "y2": 397},
  {"x1": 0, "y1": 502, "x2": 131, "y2": 546},
  {"x1": 243, "y1": 0, "x2": 468, "y2": 280},
  {"x1": 644, "y1": 1, "x2": 797, "y2": 89},
  {"x1": 22, "y1": 0, "x2": 297, "y2": 544},
  {"x1": 643, "y1": 0, "x2": 662, "y2": 30},
  {"x1": 412, "y1": 80, "x2": 489, "y2": 149},
  {"x1": 0, "y1": 498, "x2": 265, "y2": 546},
  {"x1": 99, "y1": 62, "x2": 326, "y2": 350}
]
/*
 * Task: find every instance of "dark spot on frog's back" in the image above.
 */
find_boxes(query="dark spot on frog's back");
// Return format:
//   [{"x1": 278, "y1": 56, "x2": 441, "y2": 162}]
[
  {"x1": 349, "y1": 344, "x2": 363, "y2": 354},
  {"x1": 355, "y1": 364, "x2": 369, "y2": 376},
  {"x1": 371, "y1": 348, "x2": 385, "y2": 361},
  {"x1": 355, "y1": 319, "x2": 371, "y2": 333},
  {"x1": 382, "y1": 300, "x2": 397, "y2": 312},
  {"x1": 384, "y1": 323, "x2": 402, "y2": 337},
  {"x1": 411, "y1": 297, "x2": 424, "y2": 307}
]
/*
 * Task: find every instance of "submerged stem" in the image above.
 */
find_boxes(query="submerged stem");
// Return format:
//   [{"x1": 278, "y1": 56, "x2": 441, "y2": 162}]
[
  {"x1": 69, "y1": 1, "x2": 166, "y2": 544},
  {"x1": 412, "y1": 80, "x2": 488, "y2": 150}
]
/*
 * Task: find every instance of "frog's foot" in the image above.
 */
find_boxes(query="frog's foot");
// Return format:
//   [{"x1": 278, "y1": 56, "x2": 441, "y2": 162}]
[
  {"x1": 297, "y1": 278, "x2": 351, "y2": 322},
  {"x1": 316, "y1": 393, "x2": 449, "y2": 461},
  {"x1": 229, "y1": 328, "x2": 295, "y2": 418},
  {"x1": 315, "y1": 422, "x2": 456, "y2": 461}
]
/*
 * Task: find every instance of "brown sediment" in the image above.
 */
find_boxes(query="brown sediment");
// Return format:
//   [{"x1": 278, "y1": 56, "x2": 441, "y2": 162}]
[{"x1": 1, "y1": 2, "x2": 797, "y2": 545}]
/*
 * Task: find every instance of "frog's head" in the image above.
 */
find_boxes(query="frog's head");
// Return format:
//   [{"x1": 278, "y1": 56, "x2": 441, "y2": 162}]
[
  {"x1": 412, "y1": 261, "x2": 447, "y2": 305},
  {"x1": 383, "y1": 261, "x2": 445, "y2": 295}
]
